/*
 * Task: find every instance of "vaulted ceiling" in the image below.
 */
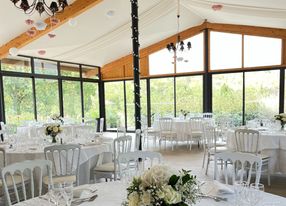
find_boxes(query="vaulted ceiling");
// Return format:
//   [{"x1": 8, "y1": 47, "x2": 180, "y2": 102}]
[{"x1": 1, "y1": 0, "x2": 286, "y2": 66}]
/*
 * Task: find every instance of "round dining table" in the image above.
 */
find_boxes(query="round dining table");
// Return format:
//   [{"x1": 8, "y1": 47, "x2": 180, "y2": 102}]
[
  {"x1": 0, "y1": 137, "x2": 113, "y2": 185},
  {"x1": 14, "y1": 181, "x2": 286, "y2": 206},
  {"x1": 227, "y1": 128, "x2": 286, "y2": 174}
]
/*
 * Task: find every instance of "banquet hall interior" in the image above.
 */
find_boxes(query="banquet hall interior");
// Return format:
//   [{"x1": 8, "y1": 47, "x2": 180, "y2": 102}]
[{"x1": 0, "y1": 0, "x2": 286, "y2": 205}]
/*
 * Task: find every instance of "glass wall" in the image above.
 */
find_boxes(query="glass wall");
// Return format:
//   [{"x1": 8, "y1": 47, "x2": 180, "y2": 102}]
[
  {"x1": 0, "y1": 56, "x2": 99, "y2": 125},
  {"x1": 62, "y1": 81, "x2": 82, "y2": 121},
  {"x1": 105, "y1": 82, "x2": 125, "y2": 129},
  {"x1": 83, "y1": 82, "x2": 99, "y2": 120},
  {"x1": 245, "y1": 70, "x2": 279, "y2": 121},
  {"x1": 212, "y1": 73, "x2": 243, "y2": 125},
  {"x1": 3, "y1": 76, "x2": 34, "y2": 125},
  {"x1": 150, "y1": 78, "x2": 174, "y2": 119},
  {"x1": 35, "y1": 79, "x2": 59, "y2": 120},
  {"x1": 176, "y1": 76, "x2": 203, "y2": 116}
]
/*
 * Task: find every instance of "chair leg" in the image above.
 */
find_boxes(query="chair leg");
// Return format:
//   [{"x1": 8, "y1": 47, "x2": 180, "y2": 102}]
[
  {"x1": 205, "y1": 153, "x2": 210, "y2": 175},
  {"x1": 267, "y1": 161, "x2": 271, "y2": 186},
  {"x1": 202, "y1": 149, "x2": 206, "y2": 168},
  {"x1": 159, "y1": 139, "x2": 161, "y2": 150}
]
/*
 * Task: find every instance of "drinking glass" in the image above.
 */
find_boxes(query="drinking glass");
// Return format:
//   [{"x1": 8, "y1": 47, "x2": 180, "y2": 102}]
[
  {"x1": 48, "y1": 183, "x2": 67, "y2": 206},
  {"x1": 63, "y1": 182, "x2": 74, "y2": 206},
  {"x1": 233, "y1": 181, "x2": 248, "y2": 206},
  {"x1": 246, "y1": 183, "x2": 264, "y2": 206}
]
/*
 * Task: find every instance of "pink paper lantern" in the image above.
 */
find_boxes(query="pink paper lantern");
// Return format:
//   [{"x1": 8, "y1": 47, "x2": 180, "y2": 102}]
[
  {"x1": 212, "y1": 4, "x2": 223, "y2": 11},
  {"x1": 26, "y1": 29, "x2": 36, "y2": 37},
  {"x1": 25, "y1": 19, "x2": 34, "y2": 25},
  {"x1": 50, "y1": 17, "x2": 60, "y2": 26},
  {"x1": 48, "y1": 33, "x2": 56, "y2": 39},
  {"x1": 38, "y1": 50, "x2": 46, "y2": 55}
]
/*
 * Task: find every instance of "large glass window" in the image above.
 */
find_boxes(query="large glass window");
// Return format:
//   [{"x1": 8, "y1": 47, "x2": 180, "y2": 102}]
[
  {"x1": 35, "y1": 79, "x2": 59, "y2": 121},
  {"x1": 60, "y1": 63, "x2": 80, "y2": 77},
  {"x1": 176, "y1": 33, "x2": 204, "y2": 73},
  {"x1": 82, "y1": 66, "x2": 99, "y2": 79},
  {"x1": 210, "y1": 31, "x2": 242, "y2": 70},
  {"x1": 105, "y1": 82, "x2": 125, "y2": 129},
  {"x1": 3, "y1": 76, "x2": 34, "y2": 125},
  {"x1": 34, "y1": 59, "x2": 58, "y2": 75},
  {"x1": 212, "y1": 73, "x2": 243, "y2": 125},
  {"x1": 62, "y1": 81, "x2": 82, "y2": 121},
  {"x1": 150, "y1": 78, "x2": 174, "y2": 120},
  {"x1": 83, "y1": 82, "x2": 99, "y2": 119},
  {"x1": 149, "y1": 49, "x2": 174, "y2": 75},
  {"x1": 176, "y1": 76, "x2": 203, "y2": 116},
  {"x1": 1, "y1": 56, "x2": 31, "y2": 73},
  {"x1": 125, "y1": 80, "x2": 147, "y2": 130},
  {"x1": 244, "y1": 35, "x2": 282, "y2": 67},
  {"x1": 245, "y1": 70, "x2": 279, "y2": 121}
]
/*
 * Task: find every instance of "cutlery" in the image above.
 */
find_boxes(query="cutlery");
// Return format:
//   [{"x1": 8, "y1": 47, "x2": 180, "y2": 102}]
[
  {"x1": 72, "y1": 194, "x2": 98, "y2": 205},
  {"x1": 199, "y1": 194, "x2": 228, "y2": 202}
]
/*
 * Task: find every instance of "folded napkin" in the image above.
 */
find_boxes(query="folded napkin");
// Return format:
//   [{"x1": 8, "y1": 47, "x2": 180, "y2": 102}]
[
  {"x1": 212, "y1": 180, "x2": 234, "y2": 195},
  {"x1": 73, "y1": 184, "x2": 97, "y2": 199}
]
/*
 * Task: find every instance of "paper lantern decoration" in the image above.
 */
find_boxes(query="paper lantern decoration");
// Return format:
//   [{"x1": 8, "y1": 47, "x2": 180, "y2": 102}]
[
  {"x1": 34, "y1": 20, "x2": 47, "y2": 31},
  {"x1": 68, "y1": 18, "x2": 77, "y2": 27},
  {"x1": 9, "y1": 47, "x2": 19, "y2": 56},
  {"x1": 25, "y1": 19, "x2": 34, "y2": 25},
  {"x1": 26, "y1": 28, "x2": 36, "y2": 37},
  {"x1": 38, "y1": 50, "x2": 46, "y2": 55},
  {"x1": 212, "y1": 4, "x2": 223, "y2": 11},
  {"x1": 48, "y1": 33, "x2": 56, "y2": 39},
  {"x1": 50, "y1": 17, "x2": 60, "y2": 26}
]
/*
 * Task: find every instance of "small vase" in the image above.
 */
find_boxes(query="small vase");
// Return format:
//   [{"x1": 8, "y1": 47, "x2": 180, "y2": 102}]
[{"x1": 51, "y1": 135, "x2": 57, "y2": 143}]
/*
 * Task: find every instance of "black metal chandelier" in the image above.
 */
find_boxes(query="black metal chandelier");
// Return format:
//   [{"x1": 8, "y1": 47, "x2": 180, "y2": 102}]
[
  {"x1": 166, "y1": 0, "x2": 191, "y2": 58},
  {"x1": 10, "y1": 0, "x2": 68, "y2": 16}
]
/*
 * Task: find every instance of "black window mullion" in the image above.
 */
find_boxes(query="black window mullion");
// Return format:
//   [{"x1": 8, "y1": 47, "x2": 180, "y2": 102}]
[
  {"x1": 58, "y1": 62, "x2": 64, "y2": 117},
  {"x1": 279, "y1": 68, "x2": 285, "y2": 113},
  {"x1": 31, "y1": 58, "x2": 37, "y2": 121},
  {"x1": 123, "y1": 81, "x2": 128, "y2": 130},
  {"x1": 80, "y1": 65, "x2": 84, "y2": 122},
  {"x1": 242, "y1": 72, "x2": 246, "y2": 125},
  {"x1": 146, "y1": 78, "x2": 151, "y2": 127}
]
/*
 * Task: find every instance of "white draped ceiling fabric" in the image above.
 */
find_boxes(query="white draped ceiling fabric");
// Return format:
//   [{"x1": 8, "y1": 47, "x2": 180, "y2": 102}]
[{"x1": 1, "y1": 0, "x2": 286, "y2": 66}]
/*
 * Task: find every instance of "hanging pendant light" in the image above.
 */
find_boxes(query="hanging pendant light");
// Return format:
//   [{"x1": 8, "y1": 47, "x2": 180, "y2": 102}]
[
  {"x1": 166, "y1": 0, "x2": 191, "y2": 62},
  {"x1": 10, "y1": 0, "x2": 68, "y2": 16}
]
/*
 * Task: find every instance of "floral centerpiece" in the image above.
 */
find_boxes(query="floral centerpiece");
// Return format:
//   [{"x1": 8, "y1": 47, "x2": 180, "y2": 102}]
[
  {"x1": 274, "y1": 113, "x2": 286, "y2": 129},
  {"x1": 123, "y1": 165, "x2": 200, "y2": 206},
  {"x1": 51, "y1": 114, "x2": 64, "y2": 124},
  {"x1": 180, "y1": 110, "x2": 190, "y2": 120},
  {"x1": 45, "y1": 124, "x2": 63, "y2": 143}
]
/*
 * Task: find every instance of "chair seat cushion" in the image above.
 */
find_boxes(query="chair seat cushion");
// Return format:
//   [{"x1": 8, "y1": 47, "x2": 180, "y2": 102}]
[
  {"x1": 93, "y1": 162, "x2": 115, "y2": 172},
  {"x1": 161, "y1": 131, "x2": 176, "y2": 136},
  {"x1": 43, "y1": 175, "x2": 76, "y2": 185},
  {"x1": 191, "y1": 131, "x2": 203, "y2": 137},
  {"x1": 0, "y1": 174, "x2": 29, "y2": 187},
  {"x1": 209, "y1": 146, "x2": 228, "y2": 154}
]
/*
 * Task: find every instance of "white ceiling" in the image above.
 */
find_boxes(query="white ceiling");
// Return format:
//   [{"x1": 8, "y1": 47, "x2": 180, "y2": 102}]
[{"x1": 1, "y1": 0, "x2": 286, "y2": 67}]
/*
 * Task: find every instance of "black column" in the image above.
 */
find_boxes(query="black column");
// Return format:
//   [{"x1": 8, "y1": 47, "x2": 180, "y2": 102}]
[
  {"x1": 131, "y1": 0, "x2": 141, "y2": 149},
  {"x1": 146, "y1": 78, "x2": 151, "y2": 127},
  {"x1": 58, "y1": 62, "x2": 64, "y2": 117},
  {"x1": 98, "y1": 68, "x2": 106, "y2": 130},
  {"x1": 203, "y1": 29, "x2": 212, "y2": 112},
  {"x1": 31, "y1": 58, "x2": 37, "y2": 121},
  {"x1": 279, "y1": 68, "x2": 285, "y2": 113}
]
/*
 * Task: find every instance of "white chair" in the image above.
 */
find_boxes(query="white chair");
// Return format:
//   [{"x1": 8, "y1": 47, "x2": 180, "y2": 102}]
[
  {"x1": 93, "y1": 135, "x2": 132, "y2": 181},
  {"x1": 186, "y1": 117, "x2": 203, "y2": 149},
  {"x1": 159, "y1": 118, "x2": 177, "y2": 150},
  {"x1": 117, "y1": 127, "x2": 126, "y2": 138},
  {"x1": 134, "y1": 129, "x2": 141, "y2": 151},
  {"x1": 235, "y1": 129, "x2": 271, "y2": 186},
  {"x1": 99, "y1": 118, "x2": 104, "y2": 135},
  {"x1": 214, "y1": 152, "x2": 262, "y2": 185},
  {"x1": 118, "y1": 151, "x2": 162, "y2": 178},
  {"x1": 202, "y1": 125, "x2": 228, "y2": 175},
  {"x1": 1, "y1": 159, "x2": 52, "y2": 206},
  {"x1": 44, "y1": 144, "x2": 81, "y2": 186},
  {"x1": 142, "y1": 117, "x2": 159, "y2": 149}
]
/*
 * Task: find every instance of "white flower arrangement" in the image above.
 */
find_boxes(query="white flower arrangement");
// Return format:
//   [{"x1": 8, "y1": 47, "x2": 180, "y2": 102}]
[
  {"x1": 45, "y1": 124, "x2": 63, "y2": 143},
  {"x1": 51, "y1": 114, "x2": 64, "y2": 124},
  {"x1": 122, "y1": 165, "x2": 200, "y2": 206},
  {"x1": 274, "y1": 113, "x2": 286, "y2": 127}
]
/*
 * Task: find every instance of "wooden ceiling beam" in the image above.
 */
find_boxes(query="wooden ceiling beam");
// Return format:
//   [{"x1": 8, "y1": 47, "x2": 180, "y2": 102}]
[{"x1": 0, "y1": 0, "x2": 103, "y2": 59}]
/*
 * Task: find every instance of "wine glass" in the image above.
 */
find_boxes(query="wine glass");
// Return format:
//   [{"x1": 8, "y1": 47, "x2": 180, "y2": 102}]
[
  {"x1": 48, "y1": 183, "x2": 67, "y2": 206},
  {"x1": 233, "y1": 181, "x2": 248, "y2": 206},
  {"x1": 246, "y1": 183, "x2": 264, "y2": 206},
  {"x1": 63, "y1": 182, "x2": 74, "y2": 206}
]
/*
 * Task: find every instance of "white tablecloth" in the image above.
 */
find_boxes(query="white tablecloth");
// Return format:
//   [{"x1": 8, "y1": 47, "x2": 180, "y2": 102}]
[
  {"x1": 14, "y1": 181, "x2": 286, "y2": 206},
  {"x1": 3, "y1": 140, "x2": 113, "y2": 185},
  {"x1": 227, "y1": 129, "x2": 286, "y2": 174}
]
